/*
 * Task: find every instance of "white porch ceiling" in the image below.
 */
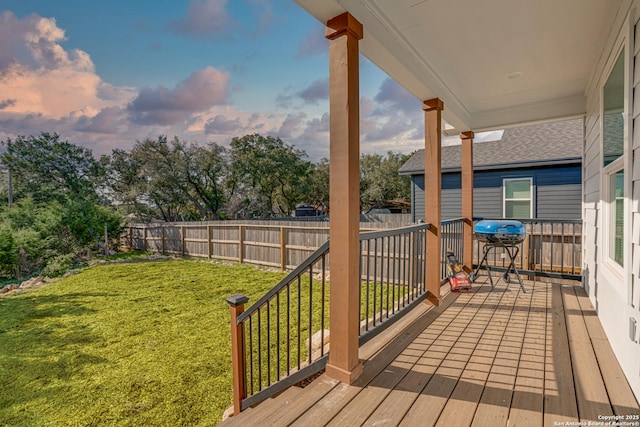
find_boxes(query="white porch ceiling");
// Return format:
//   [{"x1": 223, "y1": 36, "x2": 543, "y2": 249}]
[{"x1": 295, "y1": 0, "x2": 620, "y2": 132}]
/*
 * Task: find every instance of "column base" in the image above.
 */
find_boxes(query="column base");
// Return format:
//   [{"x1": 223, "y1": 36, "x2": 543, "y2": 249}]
[
  {"x1": 325, "y1": 361, "x2": 363, "y2": 384},
  {"x1": 427, "y1": 291, "x2": 441, "y2": 307}
]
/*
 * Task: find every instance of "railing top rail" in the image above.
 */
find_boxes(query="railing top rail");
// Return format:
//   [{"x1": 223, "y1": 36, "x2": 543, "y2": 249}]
[
  {"x1": 237, "y1": 240, "x2": 330, "y2": 323},
  {"x1": 441, "y1": 217, "x2": 466, "y2": 225},
  {"x1": 359, "y1": 223, "x2": 431, "y2": 241},
  {"x1": 475, "y1": 218, "x2": 582, "y2": 224}
]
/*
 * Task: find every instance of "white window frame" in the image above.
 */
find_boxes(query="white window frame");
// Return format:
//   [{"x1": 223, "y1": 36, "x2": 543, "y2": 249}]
[
  {"x1": 599, "y1": 43, "x2": 628, "y2": 282},
  {"x1": 502, "y1": 178, "x2": 533, "y2": 219}
]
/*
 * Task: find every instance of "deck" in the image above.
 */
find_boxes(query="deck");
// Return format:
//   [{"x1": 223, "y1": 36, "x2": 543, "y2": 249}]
[{"x1": 219, "y1": 278, "x2": 640, "y2": 426}]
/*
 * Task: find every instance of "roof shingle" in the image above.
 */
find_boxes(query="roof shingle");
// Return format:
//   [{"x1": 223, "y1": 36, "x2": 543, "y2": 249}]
[{"x1": 398, "y1": 119, "x2": 583, "y2": 174}]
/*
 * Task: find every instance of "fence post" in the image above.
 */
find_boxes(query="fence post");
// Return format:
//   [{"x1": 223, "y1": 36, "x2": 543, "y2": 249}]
[
  {"x1": 161, "y1": 226, "x2": 166, "y2": 254},
  {"x1": 238, "y1": 225, "x2": 244, "y2": 263},
  {"x1": 208, "y1": 225, "x2": 212, "y2": 259},
  {"x1": 280, "y1": 227, "x2": 287, "y2": 271},
  {"x1": 143, "y1": 227, "x2": 148, "y2": 252},
  {"x1": 522, "y1": 233, "x2": 530, "y2": 280},
  {"x1": 226, "y1": 293, "x2": 249, "y2": 416},
  {"x1": 181, "y1": 226, "x2": 185, "y2": 256},
  {"x1": 129, "y1": 227, "x2": 133, "y2": 249}
]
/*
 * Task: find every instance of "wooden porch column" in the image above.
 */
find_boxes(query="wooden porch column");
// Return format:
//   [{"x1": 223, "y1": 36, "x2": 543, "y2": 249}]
[
  {"x1": 461, "y1": 131, "x2": 474, "y2": 272},
  {"x1": 423, "y1": 99, "x2": 443, "y2": 306},
  {"x1": 324, "y1": 12, "x2": 363, "y2": 384}
]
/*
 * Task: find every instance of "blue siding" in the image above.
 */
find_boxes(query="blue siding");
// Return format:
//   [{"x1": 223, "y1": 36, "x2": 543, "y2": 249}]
[{"x1": 410, "y1": 164, "x2": 582, "y2": 221}]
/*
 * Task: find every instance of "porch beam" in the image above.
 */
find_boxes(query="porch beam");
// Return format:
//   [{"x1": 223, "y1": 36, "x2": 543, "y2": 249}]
[
  {"x1": 324, "y1": 12, "x2": 363, "y2": 384},
  {"x1": 461, "y1": 131, "x2": 474, "y2": 272},
  {"x1": 424, "y1": 98, "x2": 443, "y2": 306}
]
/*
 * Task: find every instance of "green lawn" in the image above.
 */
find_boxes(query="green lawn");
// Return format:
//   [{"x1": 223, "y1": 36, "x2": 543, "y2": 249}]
[{"x1": 0, "y1": 259, "x2": 287, "y2": 426}]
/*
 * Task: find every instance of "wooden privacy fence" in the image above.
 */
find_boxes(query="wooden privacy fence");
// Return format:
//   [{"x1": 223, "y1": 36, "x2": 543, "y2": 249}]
[
  {"x1": 125, "y1": 217, "x2": 582, "y2": 281},
  {"x1": 126, "y1": 223, "x2": 334, "y2": 270}
]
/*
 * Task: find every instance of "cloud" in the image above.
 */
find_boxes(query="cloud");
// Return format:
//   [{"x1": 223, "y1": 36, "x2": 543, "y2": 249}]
[
  {"x1": 127, "y1": 67, "x2": 231, "y2": 125},
  {"x1": 298, "y1": 78, "x2": 329, "y2": 104},
  {"x1": 276, "y1": 78, "x2": 329, "y2": 108},
  {"x1": 74, "y1": 106, "x2": 128, "y2": 134},
  {"x1": 0, "y1": 99, "x2": 16, "y2": 110},
  {"x1": 204, "y1": 115, "x2": 244, "y2": 135},
  {"x1": 373, "y1": 78, "x2": 421, "y2": 115},
  {"x1": 297, "y1": 26, "x2": 327, "y2": 58},
  {"x1": 247, "y1": 0, "x2": 277, "y2": 36},
  {"x1": 168, "y1": 0, "x2": 232, "y2": 38},
  {"x1": 277, "y1": 112, "x2": 307, "y2": 138},
  {"x1": 0, "y1": 12, "x2": 137, "y2": 120}
]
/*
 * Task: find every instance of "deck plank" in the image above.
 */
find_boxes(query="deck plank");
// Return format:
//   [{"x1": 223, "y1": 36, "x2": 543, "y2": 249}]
[
  {"x1": 291, "y1": 287, "x2": 465, "y2": 427},
  {"x1": 216, "y1": 279, "x2": 638, "y2": 427},
  {"x1": 471, "y1": 281, "x2": 535, "y2": 427},
  {"x1": 265, "y1": 376, "x2": 340, "y2": 426},
  {"x1": 543, "y1": 283, "x2": 579, "y2": 426},
  {"x1": 358, "y1": 285, "x2": 493, "y2": 426},
  {"x1": 573, "y1": 287, "x2": 640, "y2": 415},
  {"x1": 508, "y1": 281, "x2": 546, "y2": 426},
  {"x1": 435, "y1": 279, "x2": 524, "y2": 427},
  {"x1": 562, "y1": 285, "x2": 613, "y2": 421},
  {"x1": 399, "y1": 284, "x2": 512, "y2": 426}
]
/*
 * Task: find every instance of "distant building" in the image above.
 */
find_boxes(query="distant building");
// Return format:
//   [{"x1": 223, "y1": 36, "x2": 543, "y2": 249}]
[{"x1": 399, "y1": 119, "x2": 582, "y2": 221}]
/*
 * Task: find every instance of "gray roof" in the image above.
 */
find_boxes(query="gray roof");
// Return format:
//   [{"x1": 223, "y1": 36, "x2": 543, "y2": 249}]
[{"x1": 398, "y1": 119, "x2": 583, "y2": 175}]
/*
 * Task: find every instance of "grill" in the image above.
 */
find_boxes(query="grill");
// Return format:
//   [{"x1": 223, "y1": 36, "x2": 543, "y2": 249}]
[{"x1": 470, "y1": 220, "x2": 527, "y2": 292}]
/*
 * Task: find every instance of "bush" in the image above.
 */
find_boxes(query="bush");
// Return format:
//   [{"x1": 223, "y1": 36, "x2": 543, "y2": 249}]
[
  {"x1": 0, "y1": 225, "x2": 17, "y2": 278},
  {"x1": 42, "y1": 254, "x2": 76, "y2": 278},
  {"x1": 0, "y1": 197, "x2": 123, "y2": 279}
]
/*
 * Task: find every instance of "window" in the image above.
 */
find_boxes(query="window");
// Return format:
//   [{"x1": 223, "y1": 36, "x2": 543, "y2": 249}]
[
  {"x1": 503, "y1": 178, "x2": 532, "y2": 218},
  {"x1": 602, "y1": 50, "x2": 625, "y2": 269},
  {"x1": 603, "y1": 53, "x2": 625, "y2": 166},
  {"x1": 610, "y1": 170, "x2": 624, "y2": 266}
]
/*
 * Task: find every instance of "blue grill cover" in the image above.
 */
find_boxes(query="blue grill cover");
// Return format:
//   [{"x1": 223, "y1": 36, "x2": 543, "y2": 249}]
[{"x1": 474, "y1": 220, "x2": 526, "y2": 243}]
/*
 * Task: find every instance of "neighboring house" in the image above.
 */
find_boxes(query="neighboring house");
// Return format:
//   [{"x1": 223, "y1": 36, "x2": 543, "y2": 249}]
[{"x1": 398, "y1": 119, "x2": 583, "y2": 222}]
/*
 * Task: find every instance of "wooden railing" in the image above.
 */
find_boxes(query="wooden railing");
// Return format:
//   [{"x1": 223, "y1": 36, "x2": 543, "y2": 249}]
[
  {"x1": 472, "y1": 218, "x2": 582, "y2": 281},
  {"x1": 220, "y1": 217, "x2": 581, "y2": 416},
  {"x1": 225, "y1": 223, "x2": 431, "y2": 415}
]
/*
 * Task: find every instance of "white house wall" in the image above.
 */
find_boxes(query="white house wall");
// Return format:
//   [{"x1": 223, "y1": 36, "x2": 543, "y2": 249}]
[{"x1": 583, "y1": 0, "x2": 640, "y2": 401}]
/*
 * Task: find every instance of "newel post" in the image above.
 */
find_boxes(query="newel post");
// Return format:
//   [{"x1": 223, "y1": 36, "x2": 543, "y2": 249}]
[{"x1": 226, "y1": 293, "x2": 249, "y2": 416}]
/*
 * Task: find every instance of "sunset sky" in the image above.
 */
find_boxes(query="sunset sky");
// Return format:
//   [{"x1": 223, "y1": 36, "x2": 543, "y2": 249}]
[{"x1": 0, "y1": 0, "x2": 500, "y2": 161}]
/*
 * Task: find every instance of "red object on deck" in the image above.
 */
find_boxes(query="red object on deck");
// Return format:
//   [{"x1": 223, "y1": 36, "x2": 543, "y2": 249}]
[
  {"x1": 446, "y1": 250, "x2": 472, "y2": 292},
  {"x1": 449, "y1": 271, "x2": 472, "y2": 292}
]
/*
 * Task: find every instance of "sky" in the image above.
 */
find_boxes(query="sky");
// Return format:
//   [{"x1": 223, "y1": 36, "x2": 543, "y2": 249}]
[{"x1": 0, "y1": 0, "x2": 501, "y2": 161}]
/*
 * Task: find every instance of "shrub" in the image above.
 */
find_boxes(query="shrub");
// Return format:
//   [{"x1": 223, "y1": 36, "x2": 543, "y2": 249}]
[{"x1": 42, "y1": 253, "x2": 76, "y2": 278}]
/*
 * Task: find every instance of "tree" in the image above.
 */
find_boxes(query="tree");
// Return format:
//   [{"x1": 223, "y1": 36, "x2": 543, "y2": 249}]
[
  {"x1": 0, "y1": 132, "x2": 101, "y2": 204},
  {"x1": 106, "y1": 137, "x2": 229, "y2": 221},
  {"x1": 229, "y1": 134, "x2": 311, "y2": 217},
  {"x1": 306, "y1": 158, "x2": 330, "y2": 212},
  {"x1": 0, "y1": 133, "x2": 123, "y2": 279},
  {"x1": 360, "y1": 151, "x2": 412, "y2": 211}
]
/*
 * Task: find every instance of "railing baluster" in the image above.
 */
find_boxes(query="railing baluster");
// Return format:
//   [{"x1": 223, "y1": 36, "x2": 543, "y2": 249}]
[
  {"x1": 297, "y1": 276, "x2": 301, "y2": 370},
  {"x1": 248, "y1": 316, "x2": 254, "y2": 395},
  {"x1": 386, "y1": 235, "x2": 391, "y2": 319},
  {"x1": 321, "y1": 254, "x2": 326, "y2": 357},
  {"x1": 308, "y1": 265, "x2": 313, "y2": 364},
  {"x1": 256, "y1": 307, "x2": 262, "y2": 391},
  {"x1": 392, "y1": 235, "x2": 397, "y2": 314},
  {"x1": 365, "y1": 239, "x2": 371, "y2": 330},
  {"x1": 276, "y1": 293, "x2": 280, "y2": 381},
  {"x1": 266, "y1": 302, "x2": 271, "y2": 386},
  {"x1": 286, "y1": 282, "x2": 290, "y2": 376},
  {"x1": 373, "y1": 238, "x2": 378, "y2": 326}
]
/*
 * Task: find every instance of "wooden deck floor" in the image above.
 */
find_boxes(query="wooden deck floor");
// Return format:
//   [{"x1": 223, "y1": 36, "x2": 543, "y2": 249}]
[{"x1": 219, "y1": 278, "x2": 640, "y2": 427}]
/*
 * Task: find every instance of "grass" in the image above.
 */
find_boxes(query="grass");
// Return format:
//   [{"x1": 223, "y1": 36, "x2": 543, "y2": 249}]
[{"x1": 0, "y1": 259, "x2": 287, "y2": 426}]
